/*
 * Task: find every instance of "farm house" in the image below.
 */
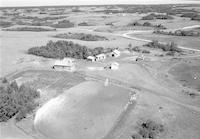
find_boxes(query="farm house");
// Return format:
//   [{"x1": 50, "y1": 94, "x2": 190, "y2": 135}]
[{"x1": 52, "y1": 58, "x2": 75, "y2": 71}]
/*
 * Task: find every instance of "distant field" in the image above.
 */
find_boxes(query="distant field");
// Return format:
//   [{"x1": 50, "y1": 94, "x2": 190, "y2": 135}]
[{"x1": 132, "y1": 33, "x2": 200, "y2": 50}]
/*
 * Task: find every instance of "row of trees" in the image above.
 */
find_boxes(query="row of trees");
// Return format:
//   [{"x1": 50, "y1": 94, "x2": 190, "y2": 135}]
[
  {"x1": 181, "y1": 12, "x2": 200, "y2": 21},
  {"x1": 0, "y1": 79, "x2": 40, "y2": 122},
  {"x1": 144, "y1": 40, "x2": 182, "y2": 52},
  {"x1": 3, "y1": 26, "x2": 56, "y2": 32},
  {"x1": 128, "y1": 21, "x2": 166, "y2": 29},
  {"x1": 142, "y1": 13, "x2": 173, "y2": 20},
  {"x1": 53, "y1": 32, "x2": 109, "y2": 41},
  {"x1": 28, "y1": 40, "x2": 113, "y2": 59},
  {"x1": 154, "y1": 29, "x2": 200, "y2": 37}
]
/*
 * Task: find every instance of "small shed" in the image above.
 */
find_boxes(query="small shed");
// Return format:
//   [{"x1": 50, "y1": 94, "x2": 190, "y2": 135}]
[
  {"x1": 95, "y1": 53, "x2": 106, "y2": 61},
  {"x1": 111, "y1": 49, "x2": 121, "y2": 57},
  {"x1": 52, "y1": 58, "x2": 75, "y2": 71},
  {"x1": 136, "y1": 56, "x2": 144, "y2": 61},
  {"x1": 87, "y1": 56, "x2": 95, "y2": 62},
  {"x1": 105, "y1": 62, "x2": 119, "y2": 70}
]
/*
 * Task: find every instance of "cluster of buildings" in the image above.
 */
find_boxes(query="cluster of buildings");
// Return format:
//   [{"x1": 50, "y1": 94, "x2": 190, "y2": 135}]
[
  {"x1": 86, "y1": 49, "x2": 121, "y2": 62},
  {"x1": 52, "y1": 49, "x2": 121, "y2": 71}
]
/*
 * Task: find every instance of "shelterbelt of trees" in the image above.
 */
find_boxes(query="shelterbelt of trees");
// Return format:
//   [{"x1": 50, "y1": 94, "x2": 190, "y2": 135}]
[
  {"x1": 128, "y1": 21, "x2": 166, "y2": 29},
  {"x1": 142, "y1": 13, "x2": 174, "y2": 20},
  {"x1": 0, "y1": 78, "x2": 40, "y2": 122},
  {"x1": 143, "y1": 40, "x2": 182, "y2": 53},
  {"x1": 53, "y1": 32, "x2": 109, "y2": 41},
  {"x1": 153, "y1": 29, "x2": 200, "y2": 37},
  {"x1": 28, "y1": 40, "x2": 114, "y2": 59}
]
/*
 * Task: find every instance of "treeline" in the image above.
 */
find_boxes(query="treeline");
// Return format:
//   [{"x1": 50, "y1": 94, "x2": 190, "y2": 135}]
[
  {"x1": 28, "y1": 40, "x2": 113, "y2": 59},
  {"x1": 142, "y1": 13, "x2": 173, "y2": 20},
  {"x1": 3, "y1": 26, "x2": 56, "y2": 32},
  {"x1": 181, "y1": 12, "x2": 200, "y2": 21},
  {"x1": 96, "y1": 5, "x2": 197, "y2": 15},
  {"x1": 0, "y1": 21, "x2": 13, "y2": 28},
  {"x1": 78, "y1": 22, "x2": 91, "y2": 26},
  {"x1": 154, "y1": 29, "x2": 200, "y2": 37},
  {"x1": 13, "y1": 16, "x2": 74, "y2": 28},
  {"x1": 143, "y1": 40, "x2": 182, "y2": 52},
  {"x1": 0, "y1": 78, "x2": 40, "y2": 122},
  {"x1": 53, "y1": 32, "x2": 108, "y2": 41},
  {"x1": 128, "y1": 21, "x2": 166, "y2": 29}
]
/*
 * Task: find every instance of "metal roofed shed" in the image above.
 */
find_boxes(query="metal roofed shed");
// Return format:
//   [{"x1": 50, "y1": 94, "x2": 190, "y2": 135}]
[{"x1": 110, "y1": 49, "x2": 121, "y2": 57}]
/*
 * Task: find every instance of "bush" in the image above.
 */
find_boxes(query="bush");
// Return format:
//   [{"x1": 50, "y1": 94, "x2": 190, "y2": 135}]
[
  {"x1": 51, "y1": 20, "x2": 74, "y2": 28},
  {"x1": 1, "y1": 78, "x2": 8, "y2": 83},
  {"x1": 154, "y1": 30, "x2": 200, "y2": 37},
  {"x1": 133, "y1": 119, "x2": 164, "y2": 139},
  {"x1": 127, "y1": 21, "x2": 166, "y2": 29},
  {"x1": 132, "y1": 46, "x2": 141, "y2": 52},
  {"x1": 142, "y1": 50, "x2": 150, "y2": 53},
  {"x1": 0, "y1": 80, "x2": 40, "y2": 122},
  {"x1": 0, "y1": 21, "x2": 13, "y2": 28},
  {"x1": 78, "y1": 22, "x2": 90, "y2": 26},
  {"x1": 142, "y1": 13, "x2": 173, "y2": 20}
]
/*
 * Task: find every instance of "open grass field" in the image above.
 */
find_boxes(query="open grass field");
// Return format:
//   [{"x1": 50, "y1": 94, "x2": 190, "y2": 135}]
[{"x1": 169, "y1": 60, "x2": 200, "y2": 91}]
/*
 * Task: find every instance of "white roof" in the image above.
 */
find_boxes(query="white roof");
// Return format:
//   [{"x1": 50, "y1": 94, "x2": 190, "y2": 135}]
[
  {"x1": 87, "y1": 56, "x2": 95, "y2": 59},
  {"x1": 113, "y1": 49, "x2": 120, "y2": 55},
  {"x1": 54, "y1": 58, "x2": 74, "y2": 66}
]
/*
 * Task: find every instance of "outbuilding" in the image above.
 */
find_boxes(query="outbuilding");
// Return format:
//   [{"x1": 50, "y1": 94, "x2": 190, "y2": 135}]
[
  {"x1": 110, "y1": 49, "x2": 121, "y2": 57},
  {"x1": 52, "y1": 58, "x2": 75, "y2": 71},
  {"x1": 105, "y1": 62, "x2": 119, "y2": 70},
  {"x1": 87, "y1": 56, "x2": 96, "y2": 62},
  {"x1": 95, "y1": 53, "x2": 106, "y2": 61}
]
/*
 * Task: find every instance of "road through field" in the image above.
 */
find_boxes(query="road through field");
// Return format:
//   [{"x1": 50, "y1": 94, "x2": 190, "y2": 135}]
[{"x1": 121, "y1": 31, "x2": 200, "y2": 52}]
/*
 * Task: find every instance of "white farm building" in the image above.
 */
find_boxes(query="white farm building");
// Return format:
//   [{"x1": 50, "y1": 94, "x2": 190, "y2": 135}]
[
  {"x1": 110, "y1": 49, "x2": 120, "y2": 57},
  {"x1": 52, "y1": 58, "x2": 75, "y2": 71},
  {"x1": 95, "y1": 53, "x2": 106, "y2": 61}
]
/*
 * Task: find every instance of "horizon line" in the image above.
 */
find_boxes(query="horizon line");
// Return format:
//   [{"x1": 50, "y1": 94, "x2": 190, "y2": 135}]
[{"x1": 1, "y1": 3, "x2": 200, "y2": 8}]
